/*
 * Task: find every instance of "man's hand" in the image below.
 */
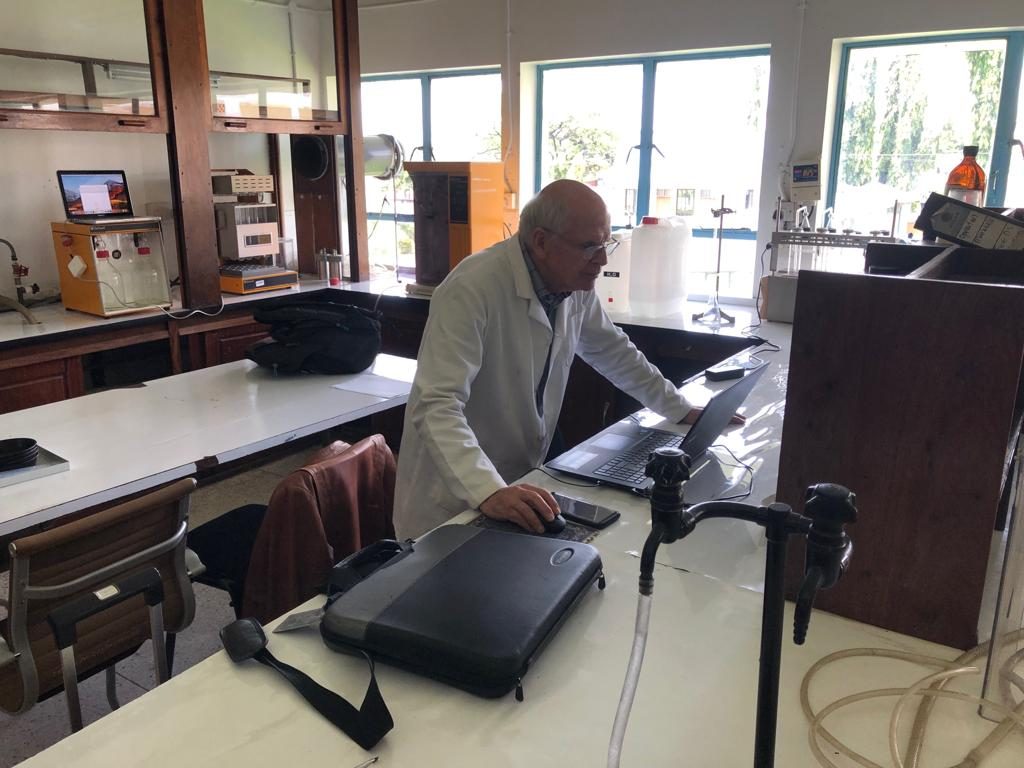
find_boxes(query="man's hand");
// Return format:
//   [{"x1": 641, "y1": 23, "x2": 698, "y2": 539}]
[
  {"x1": 680, "y1": 407, "x2": 746, "y2": 426},
  {"x1": 480, "y1": 484, "x2": 560, "y2": 534}
]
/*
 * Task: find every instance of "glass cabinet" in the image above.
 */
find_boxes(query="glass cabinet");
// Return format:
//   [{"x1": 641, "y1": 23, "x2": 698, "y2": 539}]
[
  {"x1": 0, "y1": 0, "x2": 166, "y2": 131},
  {"x1": 203, "y1": 0, "x2": 343, "y2": 130}
]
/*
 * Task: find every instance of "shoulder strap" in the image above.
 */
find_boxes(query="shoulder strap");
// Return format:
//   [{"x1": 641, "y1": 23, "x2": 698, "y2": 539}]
[{"x1": 254, "y1": 647, "x2": 393, "y2": 750}]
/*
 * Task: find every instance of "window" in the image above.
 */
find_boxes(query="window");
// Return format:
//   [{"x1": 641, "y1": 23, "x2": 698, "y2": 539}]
[
  {"x1": 830, "y1": 33, "x2": 1024, "y2": 235},
  {"x1": 538, "y1": 64, "x2": 644, "y2": 229},
  {"x1": 536, "y1": 50, "x2": 770, "y2": 299},
  {"x1": 361, "y1": 68, "x2": 501, "y2": 274}
]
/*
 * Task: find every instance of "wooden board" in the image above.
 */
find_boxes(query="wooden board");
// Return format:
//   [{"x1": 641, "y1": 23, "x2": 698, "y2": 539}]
[{"x1": 778, "y1": 270, "x2": 1024, "y2": 649}]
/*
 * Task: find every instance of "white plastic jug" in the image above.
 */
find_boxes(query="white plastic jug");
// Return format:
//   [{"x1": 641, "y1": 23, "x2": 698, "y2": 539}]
[
  {"x1": 594, "y1": 230, "x2": 632, "y2": 313},
  {"x1": 628, "y1": 216, "x2": 690, "y2": 317}
]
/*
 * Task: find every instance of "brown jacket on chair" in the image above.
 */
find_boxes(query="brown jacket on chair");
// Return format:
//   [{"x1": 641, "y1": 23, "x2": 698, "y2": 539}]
[{"x1": 242, "y1": 435, "x2": 397, "y2": 623}]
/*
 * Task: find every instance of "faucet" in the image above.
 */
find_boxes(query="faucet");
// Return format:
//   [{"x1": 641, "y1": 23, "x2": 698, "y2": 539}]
[{"x1": 0, "y1": 238, "x2": 41, "y2": 325}]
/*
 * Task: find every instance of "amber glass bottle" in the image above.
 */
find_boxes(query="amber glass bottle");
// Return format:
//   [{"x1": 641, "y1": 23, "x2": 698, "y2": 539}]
[{"x1": 944, "y1": 145, "x2": 986, "y2": 206}]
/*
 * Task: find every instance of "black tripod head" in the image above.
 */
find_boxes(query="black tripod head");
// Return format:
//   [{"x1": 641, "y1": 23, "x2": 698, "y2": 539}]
[
  {"x1": 794, "y1": 483, "x2": 857, "y2": 644},
  {"x1": 645, "y1": 447, "x2": 693, "y2": 543}
]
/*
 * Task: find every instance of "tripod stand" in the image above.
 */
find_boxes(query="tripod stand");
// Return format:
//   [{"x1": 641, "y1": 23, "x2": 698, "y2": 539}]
[
  {"x1": 692, "y1": 195, "x2": 736, "y2": 328},
  {"x1": 635, "y1": 448, "x2": 856, "y2": 767}
]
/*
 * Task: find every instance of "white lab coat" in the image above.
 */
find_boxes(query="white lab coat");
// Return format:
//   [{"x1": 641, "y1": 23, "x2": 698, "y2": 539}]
[{"x1": 393, "y1": 236, "x2": 693, "y2": 537}]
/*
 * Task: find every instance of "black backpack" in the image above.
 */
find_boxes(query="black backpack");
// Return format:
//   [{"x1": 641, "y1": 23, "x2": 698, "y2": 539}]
[{"x1": 246, "y1": 300, "x2": 382, "y2": 374}]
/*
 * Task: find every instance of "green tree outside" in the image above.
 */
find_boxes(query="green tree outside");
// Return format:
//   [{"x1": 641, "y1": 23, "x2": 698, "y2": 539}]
[{"x1": 547, "y1": 115, "x2": 617, "y2": 182}]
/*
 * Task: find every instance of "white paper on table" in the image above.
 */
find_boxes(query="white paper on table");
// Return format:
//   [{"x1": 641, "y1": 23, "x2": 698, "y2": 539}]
[{"x1": 331, "y1": 374, "x2": 410, "y2": 399}]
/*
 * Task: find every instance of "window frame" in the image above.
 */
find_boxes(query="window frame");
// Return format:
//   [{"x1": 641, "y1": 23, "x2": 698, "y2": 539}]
[
  {"x1": 361, "y1": 66, "x2": 501, "y2": 228},
  {"x1": 827, "y1": 31, "x2": 1024, "y2": 213},
  {"x1": 533, "y1": 48, "x2": 770, "y2": 247}
]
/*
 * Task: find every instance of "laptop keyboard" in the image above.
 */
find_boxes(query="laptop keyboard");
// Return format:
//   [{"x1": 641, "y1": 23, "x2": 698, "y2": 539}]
[{"x1": 592, "y1": 430, "x2": 684, "y2": 485}]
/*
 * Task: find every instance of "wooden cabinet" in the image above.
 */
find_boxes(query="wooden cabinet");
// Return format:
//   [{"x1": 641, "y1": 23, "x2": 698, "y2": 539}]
[
  {"x1": 0, "y1": 322, "x2": 170, "y2": 414},
  {"x1": 168, "y1": 307, "x2": 278, "y2": 370},
  {"x1": 202, "y1": 323, "x2": 271, "y2": 367},
  {"x1": 778, "y1": 262, "x2": 1024, "y2": 649},
  {"x1": 0, "y1": 359, "x2": 83, "y2": 415}
]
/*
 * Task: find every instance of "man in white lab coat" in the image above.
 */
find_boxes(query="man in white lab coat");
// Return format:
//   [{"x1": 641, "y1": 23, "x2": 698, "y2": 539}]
[{"x1": 394, "y1": 180, "x2": 706, "y2": 538}]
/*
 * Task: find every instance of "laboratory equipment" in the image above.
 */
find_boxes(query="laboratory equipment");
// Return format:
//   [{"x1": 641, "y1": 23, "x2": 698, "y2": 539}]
[
  {"x1": 316, "y1": 248, "x2": 347, "y2": 286},
  {"x1": 628, "y1": 216, "x2": 689, "y2": 317},
  {"x1": 692, "y1": 196, "x2": 735, "y2": 327},
  {"x1": 760, "y1": 196, "x2": 900, "y2": 323},
  {"x1": 594, "y1": 229, "x2": 633, "y2": 312},
  {"x1": 404, "y1": 161, "x2": 505, "y2": 286},
  {"x1": 607, "y1": 447, "x2": 855, "y2": 768},
  {"x1": 51, "y1": 219, "x2": 171, "y2": 317},
  {"x1": 212, "y1": 170, "x2": 298, "y2": 295},
  {"x1": 215, "y1": 202, "x2": 279, "y2": 261},
  {"x1": 276, "y1": 237, "x2": 298, "y2": 274},
  {"x1": 944, "y1": 145, "x2": 986, "y2": 207},
  {"x1": 769, "y1": 229, "x2": 898, "y2": 277},
  {"x1": 0, "y1": 237, "x2": 40, "y2": 324},
  {"x1": 362, "y1": 134, "x2": 404, "y2": 180}
]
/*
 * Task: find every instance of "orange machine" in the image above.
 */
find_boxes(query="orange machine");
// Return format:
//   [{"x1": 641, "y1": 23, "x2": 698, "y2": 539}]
[
  {"x1": 51, "y1": 219, "x2": 171, "y2": 317},
  {"x1": 404, "y1": 161, "x2": 505, "y2": 286}
]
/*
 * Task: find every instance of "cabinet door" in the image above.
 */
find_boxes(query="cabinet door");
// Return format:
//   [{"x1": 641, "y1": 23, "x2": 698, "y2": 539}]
[
  {"x1": 202, "y1": 322, "x2": 272, "y2": 366},
  {"x1": 557, "y1": 359, "x2": 618, "y2": 448},
  {"x1": 204, "y1": 0, "x2": 352, "y2": 134},
  {"x1": 0, "y1": 359, "x2": 84, "y2": 414},
  {"x1": 0, "y1": 0, "x2": 168, "y2": 133}
]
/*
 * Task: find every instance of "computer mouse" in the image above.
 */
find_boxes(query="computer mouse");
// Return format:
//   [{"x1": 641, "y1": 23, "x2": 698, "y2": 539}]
[{"x1": 542, "y1": 513, "x2": 567, "y2": 535}]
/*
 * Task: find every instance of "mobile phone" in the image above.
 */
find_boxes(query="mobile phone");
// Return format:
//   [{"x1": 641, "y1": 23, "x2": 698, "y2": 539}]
[{"x1": 552, "y1": 492, "x2": 620, "y2": 529}]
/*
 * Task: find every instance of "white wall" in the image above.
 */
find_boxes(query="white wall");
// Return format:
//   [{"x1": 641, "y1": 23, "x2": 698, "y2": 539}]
[{"x1": 358, "y1": 0, "x2": 1024, "y2": 272}]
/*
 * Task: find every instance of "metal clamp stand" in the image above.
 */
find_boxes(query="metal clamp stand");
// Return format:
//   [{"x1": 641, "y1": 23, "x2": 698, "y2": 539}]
[
  {"x1": 692, "y1": 195, "x2": 735, "y2": 328},
  {"x1": 639, "y1": 448, "x2": 856, "y2": 768}
]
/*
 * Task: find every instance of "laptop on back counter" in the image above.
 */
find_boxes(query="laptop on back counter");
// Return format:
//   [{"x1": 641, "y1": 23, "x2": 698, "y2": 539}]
[
  {"x1": 57, "y1": 170, "x2": 158, "y2": 225},
  {"x1": 545, "y1": 362, "x2": 768, "y2": 498}
]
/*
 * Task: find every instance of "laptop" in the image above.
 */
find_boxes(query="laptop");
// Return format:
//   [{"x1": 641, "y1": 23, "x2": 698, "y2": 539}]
[
  {"x1": 57, "y1": 170, "x2": 157, "y2": 225},
  {"x1": 546, "y1": 362, "x2": 769, "y2": 494}
]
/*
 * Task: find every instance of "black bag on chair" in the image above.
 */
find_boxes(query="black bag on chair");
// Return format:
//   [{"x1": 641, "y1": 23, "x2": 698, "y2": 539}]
[{"x1": 246, "y1": 300, "x2": 382, "y2": 374}]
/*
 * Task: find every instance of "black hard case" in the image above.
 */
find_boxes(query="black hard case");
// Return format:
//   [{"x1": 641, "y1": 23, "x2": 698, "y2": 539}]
[{"x1": 320, "y1": 525, "x2": 603, "y2": 698}]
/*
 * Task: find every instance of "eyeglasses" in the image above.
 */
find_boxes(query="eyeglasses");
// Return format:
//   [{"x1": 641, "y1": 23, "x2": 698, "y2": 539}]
[{"x1": 546, "y1": 230, "x2": 620, "y2": 260}]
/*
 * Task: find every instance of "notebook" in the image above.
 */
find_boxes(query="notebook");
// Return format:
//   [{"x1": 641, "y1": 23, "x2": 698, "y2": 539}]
[
  {"x1": 57, "y1": 170, "x2": 156, "y2": 224},
  {"x1": 546, "y1": 362, "x2": 768, "y2": 493}
]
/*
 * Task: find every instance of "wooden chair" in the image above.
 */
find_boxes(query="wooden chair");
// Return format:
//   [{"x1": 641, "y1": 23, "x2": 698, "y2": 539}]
[{"x1": 0, "y1": 478, "x2": 198, "y2": 731}]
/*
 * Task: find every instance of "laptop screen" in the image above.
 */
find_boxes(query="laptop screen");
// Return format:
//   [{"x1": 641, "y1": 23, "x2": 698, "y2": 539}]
[{"x1": 57, "y1": 171, "x2": 134, "y2": 219}]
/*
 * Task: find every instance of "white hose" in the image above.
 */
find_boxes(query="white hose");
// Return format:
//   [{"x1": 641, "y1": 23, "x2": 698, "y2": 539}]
[
  {"x1": 607, "y1": 592, "x2": 653, "y2": 768},
  {"x1": 803, "y1": 631, "x2": 1024, "y2": 767}
]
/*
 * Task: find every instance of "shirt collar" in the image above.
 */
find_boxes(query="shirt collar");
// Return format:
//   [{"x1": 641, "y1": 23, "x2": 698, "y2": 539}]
[{"x1": 520, "y1": 238, "x2": 571, "y2": 313}]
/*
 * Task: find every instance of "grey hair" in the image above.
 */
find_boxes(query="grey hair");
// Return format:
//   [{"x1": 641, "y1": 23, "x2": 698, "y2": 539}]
[{"x1": 518, "y1": 188, "x2": 571, "y2": 238}]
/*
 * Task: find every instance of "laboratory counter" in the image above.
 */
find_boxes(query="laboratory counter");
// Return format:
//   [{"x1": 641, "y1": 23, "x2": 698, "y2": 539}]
[
  {"x1": 18, "y1": 465, "x2": 1022, "y2": 768},
  {"x1": 0, "y1": 280, "x2": 769, "y2": 451}
]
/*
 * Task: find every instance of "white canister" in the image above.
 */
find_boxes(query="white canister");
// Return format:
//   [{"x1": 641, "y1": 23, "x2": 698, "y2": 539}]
[
  {"x1": 594, "y1": 230, "x2": 632, "y2": 313},
  {"x1": 628, "y1": 216, "x2": 690, "y2": 317}
]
